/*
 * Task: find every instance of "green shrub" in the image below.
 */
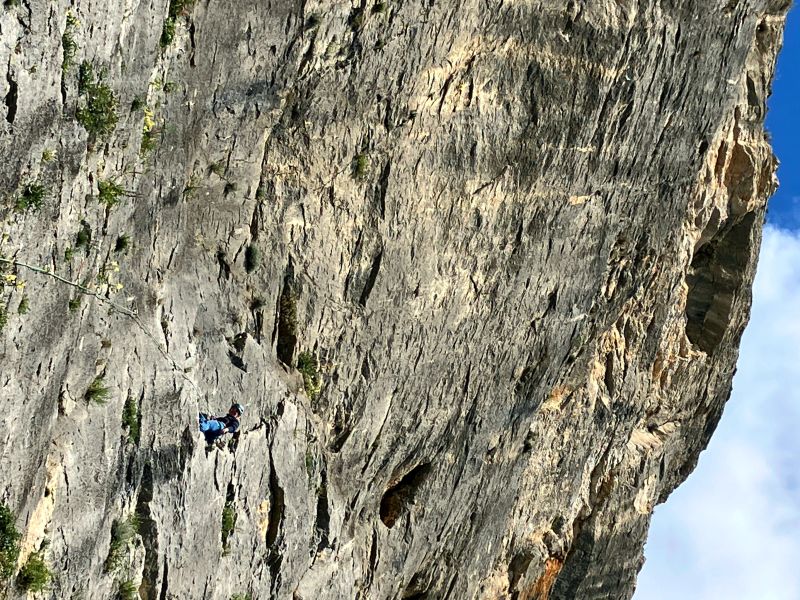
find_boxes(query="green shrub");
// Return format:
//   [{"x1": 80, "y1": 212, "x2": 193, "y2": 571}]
[
  {"x1": 255, "y1": 185, "x2": 266, "y2": 201},
  {"x1": 130, "y1": 95, "x2": 145, "y2": 112},
  {"x1": 17, "y1": 551, "x2": 50, "y2": 592},
  {"x1": 161, "y1": 0, "x2": 196, "y2": 47},
  {"x1": 68, "y1": 296, "x2": 82, "y2": 313},
  {"x1": 62, "y1": 12, "x2": 79, "y2": 72},
  {"x1": 114, "y1": 234, "x2": 130, "y2": 253},
  {"x1": 352, "y1": 153, "x2": 369, "y2": 181},
  {"x1": 230, "y1": 594, "x2": 252, "y2": 600},
  {"x1": 15, "y1": 182, "x2": 48, "y2": 212},
  {"x1": 0, "y1": 503, "x2": 21, "y2": 582},
  {"x1": 98, "y1": 179, "x2": 132, "y2": 208},
  {"x1": 64, "y1": 246, "x2": 74, "y2": 262},
  {"x1": 304, "y1": 14, "x2": 320, "y2": 30},
  {"x1": 223, "y1": 181, "x2": 237, "y2": 195},
  {"x1": 140, "y1": 129, "x2": 158, "y2": 156},
  {"x1": 75, "y1": 221, "x2": 91, "y2": 251},
  {"x1": 305, "y1": 449, "x2": 315, "y2": 480},
  {"x1": 105, "y1": 515, "x2": 139, "y2": 572},
  {"x1": 372, "y1": 1, "x2": 386, "y2": 13},
  {"x1": 221, "y1": 501, "x2": 236, "y2": 549},
  {"x1": 244, "y1": 244, "x2": 260, "y2": 273},
  {"x1": 160, "y1": 16, "x2": 176, "y2": 46},
  {"x1": 76, "y1": 62, "x2": 118, "y2": 137},
  {"x1": 122, "y1": 394, "x2": 140, "y2": 443},
  {"x1": 0, "y1": 305, "x2": 7, "y2": 333},
  {"x1": 349, "y1": 7, "x2": 366, "y2": 29},
  {"x1": 42, "y1": 148, "x2": 56, "y2": 163},
  {"x1": 17, "y1": 295, "x2": 29, "y2": 315},
  {"x1": 85, "y1": 375, "x2": 111, "y2": 404},
  {"x1": 297, "y1": 351, "x2": 322, "y2": 400},
  {"x1": 117, "y1": 578, "x2": 138, "y2": 600},
  {"x1": 209, "y1": 161, "x2": 225, "y2": 177}
]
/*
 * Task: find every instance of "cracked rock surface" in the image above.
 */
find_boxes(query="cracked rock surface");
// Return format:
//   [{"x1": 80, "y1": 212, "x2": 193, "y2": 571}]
[{"x1": 0, "y1": 0, "x2": 788, "y2": 598}]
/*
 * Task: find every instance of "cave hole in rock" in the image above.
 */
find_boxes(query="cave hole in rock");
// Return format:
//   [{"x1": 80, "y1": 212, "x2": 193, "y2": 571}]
[
  {"x1": 508, "y1": 550, "x2": 534, "y2": 597},
  {"x1": 379, "y1": 463, "x2": 432, "y2": 528},
  {"x1": 358, "y1": 249, "x2": 383, "y2": 307},
  {"x1": 275, "y1": 262, "x2": 297, "y2": 366},
  {"x1": 402, "y1": 569, "x2": 433, "y2": 599},
  {"x1": 5, "y1": 69, "x2": 17, "y2": 124},
  {"x1": 685, "y1": 212, "x2": 756, "y2": 354},
  {"x1": 136, "y1": 464, "x2": 160, "y2": 600}
]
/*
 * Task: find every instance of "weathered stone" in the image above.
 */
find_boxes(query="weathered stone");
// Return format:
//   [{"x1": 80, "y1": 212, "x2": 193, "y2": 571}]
[{"x1": 0, "y1": 0, "x2": 788, "y2": 598}]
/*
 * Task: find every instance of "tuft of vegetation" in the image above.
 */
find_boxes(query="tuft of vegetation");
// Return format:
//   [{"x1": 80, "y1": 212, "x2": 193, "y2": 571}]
[
  {"x1": 117, "y1": 579, "x2": 138, "y2": 600},
  {"x1": 297, "y1": 351, "x2": 322, "y2": 400},
  {"x1": 208, "y1": 161, "x2": 225, "y2": 177},
  {"x1": 15, "y1": 182, "x2": 48, "y2": 213},
  {"x1": 304, "y1": 14, "x2": 320, "y2": 30},
  {"x1": 230, "y1": 594, "x2": 252, "y2": 600},
  {"x1": 182, "y1": 176, "x2": 201, "y2": 199},
  {"x1": 163, "y1": 80, "x2": 177, "y2": 93},
  {"x1": 105, "y1": 515, "x2": 139, "y2": 572},
  {"x1": 122, "y1": 394, "x2": 140, "y2": 444},
  {"x1": 42, "y1": 148, "x2": 56, "y2": 163},
  {"x1": 85, "y1": 375, "x2": 111, "y2": 404},
  {"x1": 76, "y1": 61, "x2": 119, "y2": 138},
  {"x1": 161, "y1": 0, "x2": 196, "y2": 47},
  {"x1": 17, "y1": 551, "x2": 50, "y2": 592},
  {"x1": 98, "y1": 179, "x2": 132, "y2": 208},
  {"x1": 0, "y1": 304, "x2": 7, "y2": 333},
  {"x1": 160, "y1": 16, "x2": 176, "y2": 47},
  {"x1": 352, "y1": 153, "x2": 369, "y2": 181},
  {"x1": 62, "y1": 12, "x2": 79, "y2": 72},
  {"x1": 130, "y1": 95, "x2": 145, "y2": 112},
  {"x1": 68, "y1": 296, "x2": 82, "y2": 312},
  {"x1": 221, "y1": 501, "x2": 236, "y2": 550},
  {"x1": 223, "y1": 181, "x2": 237, "y2": 195},
  {"x1": 0, "y1": 503, "x2": 21, "y2": 583},
  {"x1": 244, "y1": 244, "x2": 260, "y2": 273},
  {"x1": 372, "y1": 1, "x2": 386, "y2": 13},
  {"x1": 75, "y1": 221, "x2": 91, "y2": 252},
  {"x1": 17, "y1": 295, "x2": 29, "y2": 315},
  {"x1": 139, "y1": 106, "x2": 158, "y2": 156},
  {"x1": 255, "y1": 184, "x2": 266, "y2": 201},
  {"x1": 349, "y1": 6, "x2": 366, "y2": 29},
  {"x1": 305, "y1": 448, "x2": 315, "y2": 481},
  {"x1": 114, "y1": 234, "x2": 130, "y2": 253},
  {"x1": 64, "y1": 246, "x2": 74, "y2": 262}
]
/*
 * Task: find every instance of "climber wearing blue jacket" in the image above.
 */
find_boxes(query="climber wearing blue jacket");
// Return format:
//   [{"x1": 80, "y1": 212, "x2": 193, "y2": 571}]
[{"x1": 199, "y1": 403, "x2": 243, "y2": 443}]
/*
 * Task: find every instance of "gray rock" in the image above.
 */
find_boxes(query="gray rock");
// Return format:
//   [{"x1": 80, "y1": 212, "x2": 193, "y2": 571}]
[{"x1": 0, "y1": 0, "x2": 788, "y2": 598}]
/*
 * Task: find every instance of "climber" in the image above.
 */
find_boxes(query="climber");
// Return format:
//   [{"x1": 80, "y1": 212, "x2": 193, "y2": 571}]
[{"x1": 199, "y1": 403, "x2": 244, "y2": 444}]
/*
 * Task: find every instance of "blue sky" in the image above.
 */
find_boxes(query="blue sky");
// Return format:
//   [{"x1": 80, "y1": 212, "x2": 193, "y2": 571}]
[
  {"x1": 766, "y1": 7, "x2": 800, "y2": 229},
  {"x1": 635, "y1": 7, "x2": 800, "y2": 600}
]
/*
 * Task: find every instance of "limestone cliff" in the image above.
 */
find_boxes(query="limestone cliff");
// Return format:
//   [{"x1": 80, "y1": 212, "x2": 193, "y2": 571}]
[{"x1": 0, "y1": 0, "x2": 789, "y2": 599}]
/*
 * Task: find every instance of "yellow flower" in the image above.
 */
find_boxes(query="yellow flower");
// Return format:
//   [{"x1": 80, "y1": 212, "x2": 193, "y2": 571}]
[{"x1": 143, "y1": 108, "x2": 155, "y2": 133}]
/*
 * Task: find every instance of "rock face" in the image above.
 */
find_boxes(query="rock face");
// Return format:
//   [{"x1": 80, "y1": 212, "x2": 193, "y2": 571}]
[{"x1": 0, "y1": 0, "x2": 788, "y2": 598}]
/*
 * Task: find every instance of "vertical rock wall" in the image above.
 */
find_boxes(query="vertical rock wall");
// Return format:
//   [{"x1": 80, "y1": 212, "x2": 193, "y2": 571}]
[{"x1": 0, "y1": 0, "x2": 788, "y2": 598}]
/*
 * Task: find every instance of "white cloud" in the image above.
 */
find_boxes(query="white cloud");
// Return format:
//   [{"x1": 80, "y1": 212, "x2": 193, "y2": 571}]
[{"x1": 634, "y1": 226, "x2": 800, "y2": 600}]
